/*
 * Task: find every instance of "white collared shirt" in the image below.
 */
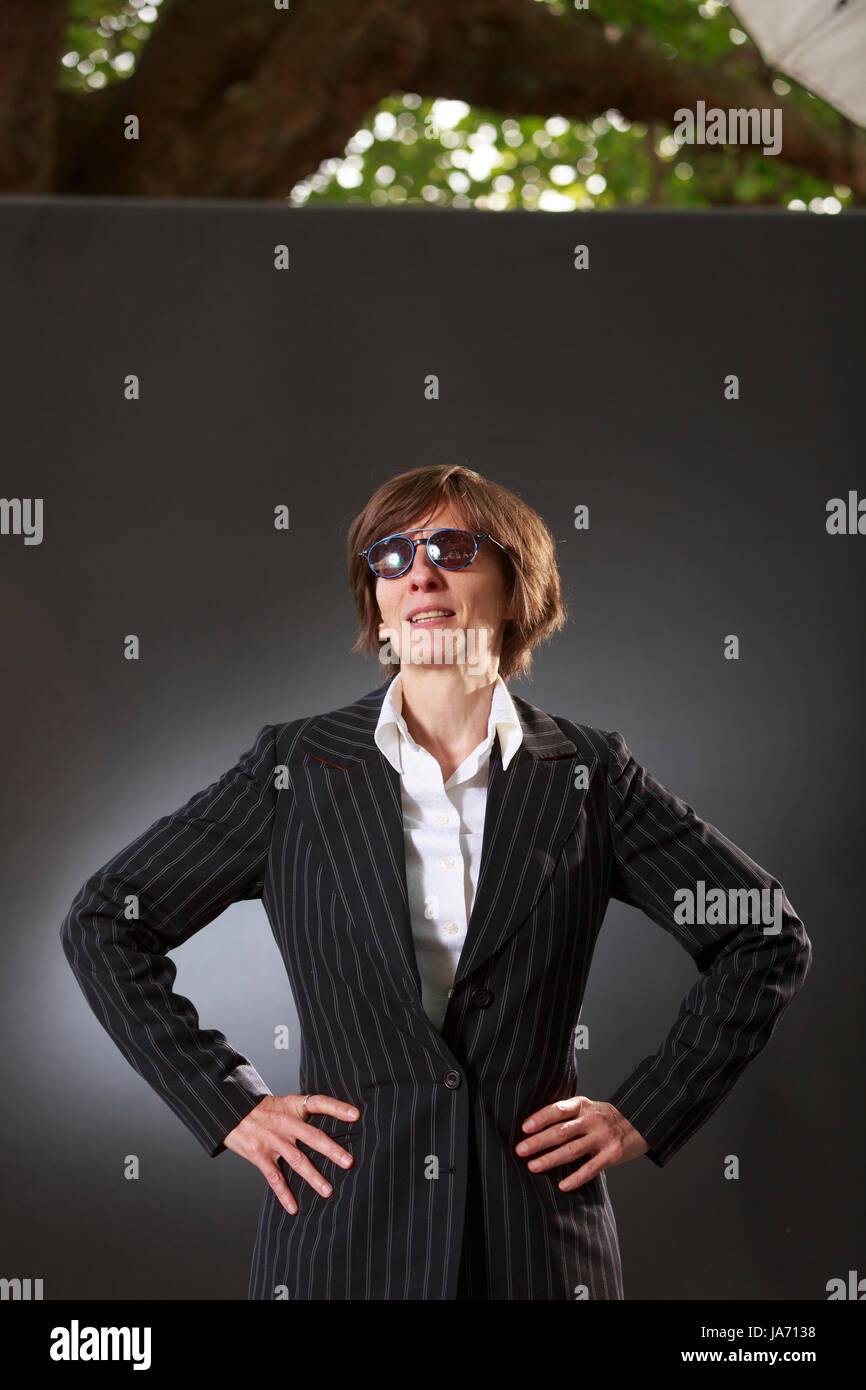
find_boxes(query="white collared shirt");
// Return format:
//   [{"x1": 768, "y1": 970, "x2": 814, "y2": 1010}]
[{"x1": 374, "y1": 672, "x2": 523, "y2": 1032}]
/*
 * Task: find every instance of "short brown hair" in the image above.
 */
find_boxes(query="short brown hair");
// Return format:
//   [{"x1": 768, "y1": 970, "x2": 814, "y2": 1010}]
[{"x1": 347, "y1": 464, "x2": 567, "y2": 684}]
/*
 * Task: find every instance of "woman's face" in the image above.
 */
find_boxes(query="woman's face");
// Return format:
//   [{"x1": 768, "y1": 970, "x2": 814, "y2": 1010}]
[{"x1": 374, "y1": 501, "x2": 515, "y2": 674}]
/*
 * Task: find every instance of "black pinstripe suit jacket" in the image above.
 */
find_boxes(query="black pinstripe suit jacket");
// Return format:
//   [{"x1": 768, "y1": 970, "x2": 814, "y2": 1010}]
[{"x1": 60, "y1": 679, "x2": 812, "y2": 1300}]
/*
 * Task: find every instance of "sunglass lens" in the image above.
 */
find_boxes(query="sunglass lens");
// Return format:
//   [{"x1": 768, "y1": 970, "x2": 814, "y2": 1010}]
[
  {"x1": 428, "y1": 530, "x2": 475, "y2": 569},
  {"x1": 368, "y1": 536, "x2": 413, "y2": 577}
]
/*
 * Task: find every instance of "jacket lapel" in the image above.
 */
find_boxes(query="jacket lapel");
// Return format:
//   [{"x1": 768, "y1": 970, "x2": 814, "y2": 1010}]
[{"x1": 290, "y1": 679, "x2": 597, "y2": 1010}]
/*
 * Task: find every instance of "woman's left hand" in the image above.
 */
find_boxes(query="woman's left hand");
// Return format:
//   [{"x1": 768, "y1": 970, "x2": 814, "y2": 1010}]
[{"x1": 515, "y1": 1096, "x2": 649, "y2": 1191}]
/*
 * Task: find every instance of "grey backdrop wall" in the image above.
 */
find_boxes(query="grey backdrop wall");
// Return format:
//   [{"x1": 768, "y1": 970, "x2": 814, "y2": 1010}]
[{"x1": 0, "y1": 197, "x2": 862, "y2": 1299}]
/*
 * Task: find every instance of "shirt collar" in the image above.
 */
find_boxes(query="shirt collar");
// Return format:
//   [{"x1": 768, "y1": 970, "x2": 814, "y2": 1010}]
[{"x1": 374, "y1": 671, "x2": 523, "y2": 775}]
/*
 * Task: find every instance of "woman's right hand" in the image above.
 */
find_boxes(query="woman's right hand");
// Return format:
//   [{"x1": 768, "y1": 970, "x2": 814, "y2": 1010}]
[{"x1": 223, "y1": 1093, "x2": 359, "y2": 1216}]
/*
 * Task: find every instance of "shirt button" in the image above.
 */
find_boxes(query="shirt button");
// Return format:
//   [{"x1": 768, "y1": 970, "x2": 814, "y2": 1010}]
[
  {"x1": 440, "y1": 856, "x2": 455, "y2": 869},
  {"x1": 445, "y1": 921, "x2": 460, "y2": 936},
  {"x1": 436, "y1": 813, "x2": 450, "y2": 825}
]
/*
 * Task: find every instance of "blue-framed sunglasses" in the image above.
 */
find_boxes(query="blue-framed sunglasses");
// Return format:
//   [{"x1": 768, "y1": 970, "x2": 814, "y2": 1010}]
[{"x1": 358, "y1": 527, "x2": 508, "y2": 579}]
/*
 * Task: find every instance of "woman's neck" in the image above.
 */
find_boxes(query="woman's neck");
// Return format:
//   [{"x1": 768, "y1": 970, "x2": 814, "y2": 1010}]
[{"x1": 396, "y1": 667, "x2": 500, "y2": 782}]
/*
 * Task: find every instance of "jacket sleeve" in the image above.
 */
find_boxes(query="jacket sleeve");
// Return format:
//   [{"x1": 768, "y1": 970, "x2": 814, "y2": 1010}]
[
  {"x1": 602, "y1": 730, "x2": 812, "y2": 1168},
  {"x1": 59, "y1": 724, "x2": 278, "y2": 1158}
]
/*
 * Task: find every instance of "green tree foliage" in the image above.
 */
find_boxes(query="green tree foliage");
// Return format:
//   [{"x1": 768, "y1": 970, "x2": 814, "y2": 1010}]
[{"x1": 58, "y1": 0, "x2": 855, "y2": 213}]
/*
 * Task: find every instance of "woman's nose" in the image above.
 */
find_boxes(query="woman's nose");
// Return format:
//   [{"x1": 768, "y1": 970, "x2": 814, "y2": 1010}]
[{"x1": 407, "y1": 546, "x2": 442, "y2": 580}]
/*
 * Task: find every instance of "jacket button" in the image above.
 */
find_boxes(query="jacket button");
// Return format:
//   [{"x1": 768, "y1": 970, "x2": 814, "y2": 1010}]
[
  {"x1": 443, "y1": 1069, "x2": 462, "y2": 1089},
  {"x1": 470, "y1": 987, "x2": 493, "y2": 1008}
]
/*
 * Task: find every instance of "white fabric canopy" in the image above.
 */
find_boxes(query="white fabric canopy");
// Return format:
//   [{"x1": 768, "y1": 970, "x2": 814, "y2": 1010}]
[{"x1": 728, "y1": 0, "x2": 866, "y2": 125}]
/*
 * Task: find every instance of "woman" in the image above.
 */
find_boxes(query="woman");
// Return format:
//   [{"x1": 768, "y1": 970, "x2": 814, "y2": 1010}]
[{"x1": 60, "y1": 463, "x2": 812, "y2": 1300}]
